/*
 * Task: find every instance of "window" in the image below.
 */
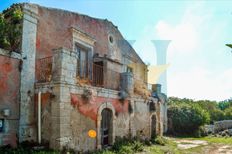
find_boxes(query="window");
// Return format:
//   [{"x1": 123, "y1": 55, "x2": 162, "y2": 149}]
[
  {"x1": 76, "y1": 45, "x2": 89, "y2": 78},
  {"x1": 109, "y1": 35, "x2": 114, "y2": 44},
  {"x1": 126, "y1": 66, "x2": 133, "y2": 73}
]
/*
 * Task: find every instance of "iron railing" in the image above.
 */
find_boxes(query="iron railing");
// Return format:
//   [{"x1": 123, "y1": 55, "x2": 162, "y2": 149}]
[{"x1": 36, "y1": 58, "x2": 149, "y2": 92}]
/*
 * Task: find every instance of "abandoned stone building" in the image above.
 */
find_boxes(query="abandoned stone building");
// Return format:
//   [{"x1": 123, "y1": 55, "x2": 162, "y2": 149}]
[{"x1": 0, "y1": 3, "x2": 167, "y2": 151}]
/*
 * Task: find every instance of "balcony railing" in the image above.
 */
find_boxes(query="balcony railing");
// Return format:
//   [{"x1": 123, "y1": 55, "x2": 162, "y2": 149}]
[
  {"x1": 92, "y1": 63, "x2": 104, "y2": 87},
  {"x1": 36, "y1": 57, "x2": 149, "y2": 92},
  {"x1": 36, "y1": 56, "x2": 52, "y2": 83}
]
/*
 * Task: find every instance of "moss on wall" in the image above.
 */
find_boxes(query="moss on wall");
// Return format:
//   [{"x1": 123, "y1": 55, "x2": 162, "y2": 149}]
[{"x1": 0, "y1": 4, "x2": 23, "y2": 52}]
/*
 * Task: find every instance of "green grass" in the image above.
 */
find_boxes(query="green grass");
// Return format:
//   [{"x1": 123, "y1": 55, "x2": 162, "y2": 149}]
[
  {"x1": 146, "y1": 140, "x2": 182, "y2": 154},
  {"x1": 1, "y1": 137, "x2": 231, "y2": 154},
  {"x1": 199, "y1": 137, "x2": 232, "y2": 145},
  {"x1": 179, "y1": 137, "x2": 232, "y2": 145},
  {"x1": 144, "y1": 137, "x2": 232, "y2": 154}
]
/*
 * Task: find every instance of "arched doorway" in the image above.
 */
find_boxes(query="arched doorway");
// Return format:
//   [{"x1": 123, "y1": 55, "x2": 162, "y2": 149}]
[
  {"x1": 101, "y1": 108, "x2": 113, "y2": 147},
  {"x1": 97, "y1": 102, "x2": 115, "y2": 149},
  {"x1": 151, "y1": 114, "x2": 156, "y2": 138}
]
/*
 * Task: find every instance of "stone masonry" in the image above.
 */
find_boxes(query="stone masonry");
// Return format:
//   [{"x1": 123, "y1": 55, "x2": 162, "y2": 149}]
[{"x1": 0, "y1": 3, "x2": 168, "y2": 152}]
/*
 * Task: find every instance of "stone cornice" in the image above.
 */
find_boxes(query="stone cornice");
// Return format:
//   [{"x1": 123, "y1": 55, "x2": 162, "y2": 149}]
[
  {"x1": 23, "y1": 3, "x2": 39, "y2": 19},
  {"x1": 70, "y1": 26, "x2": 96, "y2": 46}
]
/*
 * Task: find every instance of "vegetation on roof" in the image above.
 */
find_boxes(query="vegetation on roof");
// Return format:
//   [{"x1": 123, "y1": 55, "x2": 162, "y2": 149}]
[{"x1": 0, "y1": 4, "x2": 23, "y2": 52}]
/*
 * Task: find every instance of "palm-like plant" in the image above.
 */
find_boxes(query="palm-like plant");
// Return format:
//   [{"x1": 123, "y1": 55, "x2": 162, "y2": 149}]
[{"x1": 226, "y1": 44, "x2": 232, "y2": 48}]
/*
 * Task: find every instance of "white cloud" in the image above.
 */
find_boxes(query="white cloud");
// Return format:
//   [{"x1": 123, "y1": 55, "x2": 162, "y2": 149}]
[
  {"x1": 168, "y1": 67, "x2": 232, "y2": 101},
  {"x1": 134, "y1": 1, "x2": 231, "y2": 101}
]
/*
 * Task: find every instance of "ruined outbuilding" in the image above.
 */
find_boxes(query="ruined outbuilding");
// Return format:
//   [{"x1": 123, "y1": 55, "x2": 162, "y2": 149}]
[{"x1": 0, "y1": 3, "x2": 167, "y2": 151}]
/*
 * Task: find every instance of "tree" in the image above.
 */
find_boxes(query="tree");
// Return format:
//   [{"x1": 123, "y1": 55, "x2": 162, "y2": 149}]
[
  {"x1": 226, "y1": 44, "x2": 232, "y2": 48},
  {"x1": 224, "y1": 106, "x2": 232, "y2": 120},
  {"x1": 168, "y1": 103, "x2": 210, "y2": 135},
  {"x1": 0, "y1": 4, "x2": 23, "y2": 52}
]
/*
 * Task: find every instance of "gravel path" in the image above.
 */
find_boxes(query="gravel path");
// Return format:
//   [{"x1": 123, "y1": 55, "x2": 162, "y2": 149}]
[{"x1": 173, "y1": 138, "x2": 232, "y2": 154}]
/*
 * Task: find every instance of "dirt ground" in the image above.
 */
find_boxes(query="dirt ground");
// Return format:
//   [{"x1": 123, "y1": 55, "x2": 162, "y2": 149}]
[{"x1": 173, "y1": 138, "x2": 232, "y2": 154}]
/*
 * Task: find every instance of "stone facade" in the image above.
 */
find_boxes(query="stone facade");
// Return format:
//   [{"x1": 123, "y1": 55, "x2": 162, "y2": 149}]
[{"x1": 0, "y1": 3, "x2": 168, "y2": 151}]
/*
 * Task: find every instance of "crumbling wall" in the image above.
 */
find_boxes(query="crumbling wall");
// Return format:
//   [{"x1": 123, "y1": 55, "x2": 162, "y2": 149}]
[
  {"x1": 35, "y1": 4, "x2": 147, "y2": 85},
  {"x1": 131, "y1": 101, "x2": 150, "y2": 138},
  {"x1": 0, "y1": 53, "x2": 20, "y2": 147},
  {"x1": 36, "y1": 6, "x2": 115, "y2": 59},
  {"x1": 69, "y1": 107, "x2": 96, "y2": 151},
  {"x1": 34, "y1": 92, "x2": 52, "y2": 143}
]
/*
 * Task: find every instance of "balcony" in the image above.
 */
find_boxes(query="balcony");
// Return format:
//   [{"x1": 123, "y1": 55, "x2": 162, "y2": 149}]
[
  {"x1": 36, "y1": 57, "x2": 120, "y2": 90},
  {"x1": 35, "y1": 48, "x2": 151, "y2": 97},
  {"x1": 76, "y1": 60, "x2": 120, "y2": 90}
]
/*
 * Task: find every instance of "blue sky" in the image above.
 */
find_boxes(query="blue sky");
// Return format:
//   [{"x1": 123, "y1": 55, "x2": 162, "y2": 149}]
[{"x1": 1, "y1": 0, "x2": 232, "y2": 101}]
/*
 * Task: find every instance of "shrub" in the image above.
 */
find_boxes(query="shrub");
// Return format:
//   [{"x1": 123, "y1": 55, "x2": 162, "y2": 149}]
[
  {"x1": 112, "y1": 137, "x2": 130, "y2": 152},
  {"x1": 196, "y1": 100, "x2": 225, "y2": 123},
  {"x1": 118, "y1": 145, "x2": 133, "y2": 154},
  {"x1": 112, "y1": 136, "x2": 144, "y2": 153},
  {"x1": 93, "y1": 150, "x2": 115, "y2": 154},
  {"x1": 225, "y1": 106, "x2": 232, "y2": 120},
  {"x1": 209, "y1": 109, "x2": 225, "y2": 123},
  {"x1": 168, "y1": 103, "x2": 210, "y2": 136},
  {"x1": 193, "y1": 126, "x2": 208, "y2": 137},
  {"x1": 131, "y1": 140, "x2": 143, "y2": 152},
  {"x1": 151, "y1": 136, "x2": 167, "y2": 146}
]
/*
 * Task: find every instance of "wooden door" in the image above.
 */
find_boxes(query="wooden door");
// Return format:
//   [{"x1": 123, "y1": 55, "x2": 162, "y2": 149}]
[{"x1": 101, "y1": 109, "x2": 112, "y2": 147}]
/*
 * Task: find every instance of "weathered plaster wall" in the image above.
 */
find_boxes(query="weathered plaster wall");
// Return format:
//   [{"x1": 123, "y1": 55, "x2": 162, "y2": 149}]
[
  {"x1": 35, "y1": 81, "x2": 154, "y2": 152},
  {"x1": 0, "y1": 56, "x2": 20, "y2": 118},
  {"x1": 49, "y1": 85, "x2": 151, "y2": 151},
  {"x1": 35, "y1": 5, "x2": 146, "y2": 83},
  {"x1": 33, "y1": 47, "x2": 155, "y2": 152},
  {"x1": 131, "y1": 101, "x2": 151, "y2": 137},
  {"x1": 69, "y1": 105, "x2": 96, "y2": 151},
  {"x1": 34, "y1": 92, "x2": 52, "y2": 143},
  {"x1": 0, "y1": 54, "x2": 20, "y2": 147},
  {"x1": 71, "y1": 94, "x2": 129, "y2": 122},
  {"x1": 31, "y1": 5, "x2": 158, "y2": 152},
  {"x1": 36, "y1": 6, "x2": 114, "y2": 59}
]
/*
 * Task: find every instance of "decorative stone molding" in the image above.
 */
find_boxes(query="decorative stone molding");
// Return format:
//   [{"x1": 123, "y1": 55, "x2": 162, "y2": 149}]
[{"x1": 70, "y1": 27, "x2": 96, "y2": 49}]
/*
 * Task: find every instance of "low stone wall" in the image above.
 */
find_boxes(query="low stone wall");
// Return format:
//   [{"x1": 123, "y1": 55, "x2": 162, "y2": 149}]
[
  {"x1": 214, "y1": 120, "x2": 232, "y2": 133},
  {"x1": 204, "y1": 125, "x2": 214, "y2": 134}
]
